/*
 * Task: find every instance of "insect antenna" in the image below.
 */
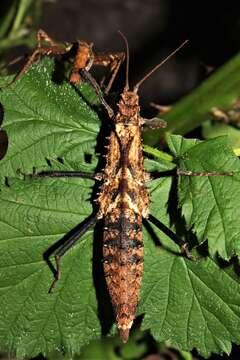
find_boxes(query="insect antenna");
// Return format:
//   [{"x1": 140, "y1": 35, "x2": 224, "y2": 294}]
[
  {"x1": 118, "y1": 30, "x2": 130, "y2": 91},
  {"x1": 134, "y1": 39, "x2": 189, "y2": 92}
]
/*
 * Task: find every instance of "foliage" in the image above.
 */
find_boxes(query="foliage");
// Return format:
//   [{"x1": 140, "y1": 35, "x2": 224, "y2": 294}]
[
  {"x1": 144, "y1": 50, "x2": 240, "y2": 148},
  {"x1": 0, "y1": 0, "x2": 42, "y2": 49},
  {"x1": 1, "y1": 58, "x2": 240, "y2": 359}
]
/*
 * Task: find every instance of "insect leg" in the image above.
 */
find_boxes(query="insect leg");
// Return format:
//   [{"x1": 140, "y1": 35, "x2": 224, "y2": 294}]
[
  {"x1": 142, "y1": 117, "x2": 167, "y2": 130},
  {"x1": 177, "y1": 169, "x2": 234, "y2": 176},
  {"x1": 147, "y1": 214, "x2": 196, "y2": 260},
  {"x1": 48, "y1": 213, "x2": 98, "y2": 293},
  {"x1": 149, "y1": 168, "x2": 234, "y2": 179},
  {"x1": 81, "y1": 69, "x2": 115, "y2": 119},
  {"x1": 32, "y1": 170, "x2": 96, "y2": 180},
  {"x1": 150, "y1": 103, "x2": 172, "y2": 114},
  {"x1": 18, "y1": 168, "x2": 102, "y2": 180},
  {"x1": 94, "y1": 52, "x2": 125, "y2": 94},
  {"x1": 3, "y1": 29, "x2": 71, "y2": 88}
]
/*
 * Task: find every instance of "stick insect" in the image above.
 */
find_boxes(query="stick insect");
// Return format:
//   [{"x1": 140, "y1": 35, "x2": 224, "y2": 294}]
[
  {"x1": 16, "y1": 34, "x2": 232, "y2": 343},
  {"x1": 4, "y1": 29, "x2": 125, "y2": 94}
]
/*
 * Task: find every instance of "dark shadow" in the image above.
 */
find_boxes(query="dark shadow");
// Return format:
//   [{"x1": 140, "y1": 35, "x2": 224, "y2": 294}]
[
  {"x1": 92, "y1": 219, "x2": 115, "y2": 336},
  {"x1": 167, "y1": 174, "x2": 199, "y2": 250},
  {"x1": 90, "y1": 83, "x2": 115, "y2": 336},
  {"x1": 51, "y1": 42, "x2": 79, "y2": 84},
  {"x1": 42, "y1": 69, "x2": 115, "y2": 335},
  {"x1": 0, "y1": 103, "x2": 8, "y2": 161},
  {"x1": 0, "y1": 129, "x2": 8, "y2": 160},
  {"x1": 144, "y1": 217, "x2": 164, "y2": 249},
  {"x1": 213, "y1": 254, "x2": 240, "y2": 275},
  {"x1": 144, "y1": 170, "x2": 208, "y2": 260}
]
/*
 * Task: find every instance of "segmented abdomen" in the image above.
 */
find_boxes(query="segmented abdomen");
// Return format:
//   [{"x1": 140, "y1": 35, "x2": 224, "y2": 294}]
[
  {"x1": 103, "y1": 208, "x2": 143, "y2": 342},
  {"x1": 97, "y1": 115, "x2": 149, "y2": 342}
]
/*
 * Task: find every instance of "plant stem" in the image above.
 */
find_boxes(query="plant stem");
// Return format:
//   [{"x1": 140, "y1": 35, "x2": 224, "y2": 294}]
[{"x1": 144, "y1": 51, "x2": 240, "y2": 146}]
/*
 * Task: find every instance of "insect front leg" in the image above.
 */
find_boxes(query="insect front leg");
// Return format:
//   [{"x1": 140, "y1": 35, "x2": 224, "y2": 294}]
[
  {"x1": 94, "y1": 52, "x2": 125, "y2": 94},
  {"x1": 142, "y1": 117, "x2": 167, "y2": 130},
  {"x1": 48, "y1": 213, "x2": 99, "y2": 293},
  {"x1": 3, "y1": 29, "x2": 71, "y2": 88},
  {"x1": 81, "y1": 69, "x2": 115, "y2": 119}
]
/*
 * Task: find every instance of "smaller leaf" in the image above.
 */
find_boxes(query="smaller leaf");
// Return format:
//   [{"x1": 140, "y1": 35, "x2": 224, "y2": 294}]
[
  {"x1": 167, "y1": 134, "x2": 240, "y2": 259},
  {"x1": 144, "y1": 158, "x2": 175, "y2": 173},
  {"x1": 167, "y1": 134, "x2": 198, "y2": 157},
  {"x1": 202, "y1": 119, "x2": 240, "y2": 151}
]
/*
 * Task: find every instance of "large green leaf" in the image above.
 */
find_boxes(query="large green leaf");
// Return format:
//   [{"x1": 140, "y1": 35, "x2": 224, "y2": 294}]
[
  {"x1": 141, "y1": 237, "x2": 240, "y2": 358},
  {"x1": 167, "y1": 134, "x2": 240, "y2": 259},
  {"x1": 0, "y1": 176, "x2": 99, "y2": 358},
  {"x1": 0, "y1": 58, "x2": 99, "y2": 185},
  {"x1": 1, "y1": 59, "x2": 240, "y2": 359},
  {"x1": 140, "y1": 173, "x2": 240, "y2": 358}
]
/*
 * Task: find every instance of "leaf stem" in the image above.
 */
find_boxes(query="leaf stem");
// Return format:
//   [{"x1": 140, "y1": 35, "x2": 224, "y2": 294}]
[{"x1": 144, "y1": 51, "x2": 240, "y2": 146}]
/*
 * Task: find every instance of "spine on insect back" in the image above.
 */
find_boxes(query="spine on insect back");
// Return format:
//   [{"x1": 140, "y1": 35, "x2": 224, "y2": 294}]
[{"x1": 98, "y1": 92, "x2": 149, "y2": 342}]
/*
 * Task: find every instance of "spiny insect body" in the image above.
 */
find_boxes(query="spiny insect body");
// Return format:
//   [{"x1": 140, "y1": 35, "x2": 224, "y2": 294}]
[
  {"x1": 80, "y1": 35, "x2": 188, "y2": 342},
  {"x1": 11, "y1": 32, "x2": 189, "y2": 343},
  {"x1": 98, "y1": 89, "x2": 149, "y2": 341}
]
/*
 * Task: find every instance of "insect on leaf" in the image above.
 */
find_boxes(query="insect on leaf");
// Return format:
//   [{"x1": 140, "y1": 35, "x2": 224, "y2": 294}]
[{"x1": 0, "y1": 58, "x2": 240, "y2": 358}]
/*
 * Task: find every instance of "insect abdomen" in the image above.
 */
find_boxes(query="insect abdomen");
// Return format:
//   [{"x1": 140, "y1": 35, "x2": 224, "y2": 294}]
[{"x1": 103, "y1": 210, "x2": 143, "y2": 342}]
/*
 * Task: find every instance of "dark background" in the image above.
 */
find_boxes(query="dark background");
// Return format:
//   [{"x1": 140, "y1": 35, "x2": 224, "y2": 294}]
[
  {"x1": 38, "y1": 0, "x2": 240, "y2": 115},
  {"x1": 2, "y1": 0, "x2": 240, "y2": 115}
]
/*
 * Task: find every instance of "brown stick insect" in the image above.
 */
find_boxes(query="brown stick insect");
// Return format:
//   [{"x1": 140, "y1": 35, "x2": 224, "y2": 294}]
[
  {"x1": 3, "y1": 29, "x2": 125, "y2": 94},
  {"x1": 16, "y1": 33, "x2": 232, "y2": 343}
]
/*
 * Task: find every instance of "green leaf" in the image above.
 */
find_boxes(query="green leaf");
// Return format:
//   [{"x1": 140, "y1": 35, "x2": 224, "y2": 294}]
[
  {"x1": 140, "y1": 241, "x2": 240, "y2": 358},
  {"x1": 0, "y1": 59, "x2": 101, "y2": 357},
  {"x1": 0, "y1": 58, "x2": 100, "y2": 186},
  {"x1": 144, "y1": 158, "x2": 176, "y2": 173},
  {"x1": 202, "y1": 119, "x2": 240, "y2": 151},
  {"x1": 0, "y1": 176, "x2": 100, "y2": 358},
  {"x1": 167, "y1": 134, "x2": 240, "y2": 259},
  {"x1": 0, "y1": 176, "x2": 166, "y2": 358},
  {"x1": 139, "y1": 170, "x2": 240, "y2": 358}
]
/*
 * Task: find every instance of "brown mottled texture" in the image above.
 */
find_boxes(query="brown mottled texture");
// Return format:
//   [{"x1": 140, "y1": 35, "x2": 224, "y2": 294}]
[
  {"x1": 98, "y1": 91, "x2": 149, "y2": 342},
  {"x1": 8, "y1": 30, "x2": 124, "y2": 94},
  {"x1": 69, "y1": 41, "x2": 93, "y2": 83}
]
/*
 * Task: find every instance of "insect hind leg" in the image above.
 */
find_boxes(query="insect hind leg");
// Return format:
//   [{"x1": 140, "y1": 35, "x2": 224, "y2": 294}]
[
  {"x1": 47, "y1": 213, "x2": 98, "y2": 293},
  {"x1": 147, "y1": 214, "x2": 197, "y2": 261}
]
